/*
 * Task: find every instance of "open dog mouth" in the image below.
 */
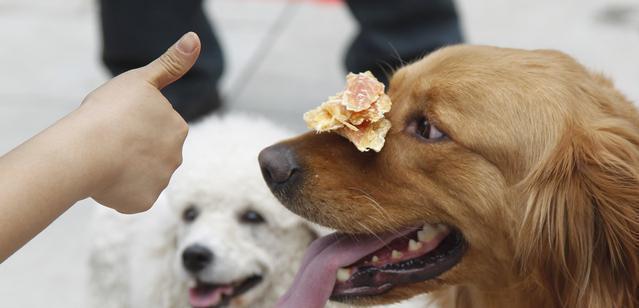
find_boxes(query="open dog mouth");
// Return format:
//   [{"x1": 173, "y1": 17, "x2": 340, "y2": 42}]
[
  {"x1": 189, "y1": 275, "x2": 263, "y2": 308},
  {"x1": 277, "y1": 224, "x2": 466, "y2": 307},
  {"x1": 331, "y1": 224, "x2": 466, "y2": 301}
]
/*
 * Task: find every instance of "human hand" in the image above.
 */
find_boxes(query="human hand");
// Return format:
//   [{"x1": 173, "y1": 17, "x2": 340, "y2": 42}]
[{"x1": 72, "y1": 32, "x2": 200, "y2": 213}]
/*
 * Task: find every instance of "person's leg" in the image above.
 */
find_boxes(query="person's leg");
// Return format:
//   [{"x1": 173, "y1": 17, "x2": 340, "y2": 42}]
[
  {"x1": 99, "y1": 0, "x2": 224, "y2": 122},
  {"x1": 344, "y1": 0, "x2": 463, "y2": 85}
]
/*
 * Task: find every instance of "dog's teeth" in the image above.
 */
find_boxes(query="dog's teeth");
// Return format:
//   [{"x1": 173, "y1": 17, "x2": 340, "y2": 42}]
[
  {"x1": 187, "y1": 280, "x2": 196, "y2": 288},
  {"x1": 436, "y1": 224, "x2": 448, "y2": 232},
  {"x1": 422, "y1": 223, "x2": 437, "y2": 232},
  {"x1": 337, "y1": 268, "x2": 352, "y2": 282},
  {"x1": 418, "y1": 225, "x2": 438, "y2": 242},
  {"x1": 408, "y1": 239, "x2": 423, "y2": 251},
  {"x1": 371, "y1": 255, "x2": 379, "y2": 263},
  {"x1": 391, "y1": 250, "x2": 403, "y2": 259}
]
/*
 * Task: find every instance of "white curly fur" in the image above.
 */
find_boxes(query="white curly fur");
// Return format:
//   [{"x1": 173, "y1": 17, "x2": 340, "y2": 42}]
[{"x1": 88, "y1": 114, "x2": 433, "y2": 308}]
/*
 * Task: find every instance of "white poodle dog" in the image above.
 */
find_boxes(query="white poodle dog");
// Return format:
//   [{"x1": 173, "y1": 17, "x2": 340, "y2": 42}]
[{"x1": 88, "y1": 114, "x2": 431, "y2": 308}]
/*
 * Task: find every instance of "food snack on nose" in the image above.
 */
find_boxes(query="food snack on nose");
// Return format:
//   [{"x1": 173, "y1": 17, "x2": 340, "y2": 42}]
[
  {"x1": 303, "y1": 71, "x2": 392, "y2": 152},
  {"x1": 338, "y1": 118, "x2": 391, "y2": 152}
]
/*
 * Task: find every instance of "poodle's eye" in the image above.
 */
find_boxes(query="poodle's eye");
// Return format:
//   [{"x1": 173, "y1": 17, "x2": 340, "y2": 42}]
[
  {"x1": 239, "y1": 210, "x2": 266, "y2": 225},
  {"x1": 182, "y1": 206, "x2": 199, "y2": 223},
  {"x1": 409, "y1": 117, "x2": 446, "y2": 141}
]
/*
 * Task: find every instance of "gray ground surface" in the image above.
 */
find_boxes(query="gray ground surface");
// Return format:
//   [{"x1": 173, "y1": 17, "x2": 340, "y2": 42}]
[{"x1": 0, "y1": 0, "x2": 637, "y2": 306}]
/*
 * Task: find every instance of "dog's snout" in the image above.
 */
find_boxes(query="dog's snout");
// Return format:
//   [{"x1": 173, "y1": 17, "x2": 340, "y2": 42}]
[
  {"x1": 182, "y1": 245, "x2": 214, "y2": 273},
  {"x1": 258, "y1": 144, "x2": 299, "y2": 186}
]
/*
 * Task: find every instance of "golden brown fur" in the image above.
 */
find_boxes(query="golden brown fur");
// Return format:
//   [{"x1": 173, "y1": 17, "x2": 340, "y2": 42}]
[{"x1": 274, "y1": 45, "x2": 639, "y2": 307}]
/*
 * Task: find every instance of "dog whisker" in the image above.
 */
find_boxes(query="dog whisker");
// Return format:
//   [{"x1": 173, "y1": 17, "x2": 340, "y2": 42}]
[
  {"x1": 347, "y1": 187, "x2": 402, "y2": 236},
  {"x1": 387, "y1": 42, "x2": 406, "y2": 66},
  {"x1": 356, "y1": 221, "x2": 386, "y2": 246}
]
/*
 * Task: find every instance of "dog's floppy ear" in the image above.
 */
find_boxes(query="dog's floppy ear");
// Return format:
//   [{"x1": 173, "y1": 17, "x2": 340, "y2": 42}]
[{"x1": 516, "y1": 118, "x2": 639, "y2": 307}]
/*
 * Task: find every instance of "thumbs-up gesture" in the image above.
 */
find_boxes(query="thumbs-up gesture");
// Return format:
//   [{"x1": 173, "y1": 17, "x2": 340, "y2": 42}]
[{"x1": 77, "y1": 32, "x2": 200, "y2": 213}]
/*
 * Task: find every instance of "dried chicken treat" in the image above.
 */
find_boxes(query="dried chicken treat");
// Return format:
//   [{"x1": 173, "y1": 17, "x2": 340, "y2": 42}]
[
  {"x1": 338, "y1": 118, "x2": 391, "y2": 152},
  {"x1": 303, "y1": 71, "x2": 392, "y2": 152},
  {"x1": 342, "y1": 71, "x2": 385, "y2": 112}
]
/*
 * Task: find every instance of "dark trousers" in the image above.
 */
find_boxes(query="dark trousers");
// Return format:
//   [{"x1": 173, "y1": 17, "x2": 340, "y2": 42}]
[
  {"x1": 100, "y1": 0, "x2": 224, "y2": 122},
  {"x1": 99, "y1": 0, "x2": 463, "y2": 119},
  {"x1": 344, "y1": 0, "x2": 463, "y2": 85}
]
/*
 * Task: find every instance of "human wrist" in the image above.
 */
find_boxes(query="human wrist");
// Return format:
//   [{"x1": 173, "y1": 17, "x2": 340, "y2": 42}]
[{"x1": 53, "y1": 105, "x2": 122, "y2": 201}]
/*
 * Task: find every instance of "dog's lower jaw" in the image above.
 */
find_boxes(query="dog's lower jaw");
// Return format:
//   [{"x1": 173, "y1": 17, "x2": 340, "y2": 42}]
[
  {"x1": 434, "y1": 261, "x2": 551, "y2": 308},
  {"x1": 442, "y1": 283, "x2": 552, "y2": 308},
  {"x1": 237, "y1": 285, "x2": 276, "y2": 308},
  {"x1": 336, "y1": 262, "x2": 551, "y2": 308},
  {"x1": 335, "y1": 279, "x2": 451, "y2": 307}
]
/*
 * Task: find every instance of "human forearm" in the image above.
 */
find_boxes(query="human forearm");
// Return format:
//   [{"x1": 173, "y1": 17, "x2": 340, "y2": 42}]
[{"x1": 0, "y1": 111, "x2": 103, "y2": 261}]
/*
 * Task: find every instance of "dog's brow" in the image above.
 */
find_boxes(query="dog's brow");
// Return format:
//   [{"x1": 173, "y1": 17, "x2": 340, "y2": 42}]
[{"x1": 389, "y1": 70, "x2": 407, "y2": 88}]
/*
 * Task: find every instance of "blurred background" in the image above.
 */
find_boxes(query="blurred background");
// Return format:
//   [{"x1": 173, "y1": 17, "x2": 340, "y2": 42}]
[{"x1": 0, "y1": 0, "x2": 637, "y2": 306}]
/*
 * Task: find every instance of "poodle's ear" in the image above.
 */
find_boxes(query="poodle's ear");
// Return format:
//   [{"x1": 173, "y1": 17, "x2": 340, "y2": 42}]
[{"x1": 516, "y1": 119, "x2": 639, "y2": 307}]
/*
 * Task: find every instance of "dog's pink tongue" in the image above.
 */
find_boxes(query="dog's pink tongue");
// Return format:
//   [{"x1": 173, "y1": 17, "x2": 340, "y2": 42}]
[
  {"x1": 277, "y1": 231, "x2": 405, "y2": 308},
  {"x1": 189, "y1": 286, "x2": 232, "y2": 308}
]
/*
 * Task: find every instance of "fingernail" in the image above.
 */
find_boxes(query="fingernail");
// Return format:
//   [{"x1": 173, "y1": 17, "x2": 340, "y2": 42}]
[{"x1": 176, "y1": 32, "x2": 198, "y2": 54}]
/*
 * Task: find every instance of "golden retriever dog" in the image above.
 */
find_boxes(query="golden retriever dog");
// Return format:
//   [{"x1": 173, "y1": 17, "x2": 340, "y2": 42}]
[{"x1": 258, "y1": 45, "x2": 639, "y2": 308}]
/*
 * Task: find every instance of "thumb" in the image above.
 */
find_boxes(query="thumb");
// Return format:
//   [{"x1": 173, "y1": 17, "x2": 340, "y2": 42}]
[{"x1": 141, "y1": 32, "x2": 201, "y2": 89}]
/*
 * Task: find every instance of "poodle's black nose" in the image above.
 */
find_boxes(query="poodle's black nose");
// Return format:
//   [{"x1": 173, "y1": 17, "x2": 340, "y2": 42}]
[
  {"x1": 258, "y1": 144, "x2": 299, "y2": 186},
  {"x1": 182, "y1": 244, "x2": 214, "y2": 273}
]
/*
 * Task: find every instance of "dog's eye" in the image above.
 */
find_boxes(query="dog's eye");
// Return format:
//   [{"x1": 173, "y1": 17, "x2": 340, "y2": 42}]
[
  {"x1": 239, "y1": 210, "x2": 266, "y2": 225},
  {"x1": 182, "y1": 205, "x2": 199, "y2": 223},
  {"x1": 410, "y1": 117, "x2": 446, "y2": 141}
]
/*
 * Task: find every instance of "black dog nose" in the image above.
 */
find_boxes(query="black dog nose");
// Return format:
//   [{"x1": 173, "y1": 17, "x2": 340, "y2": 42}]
[
  {"x1": 258, "y1": 144, "x2": 299, "y2": 185},
  {"x1": 182, "y1": 245, "x2": 213, "y2": 273}
]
